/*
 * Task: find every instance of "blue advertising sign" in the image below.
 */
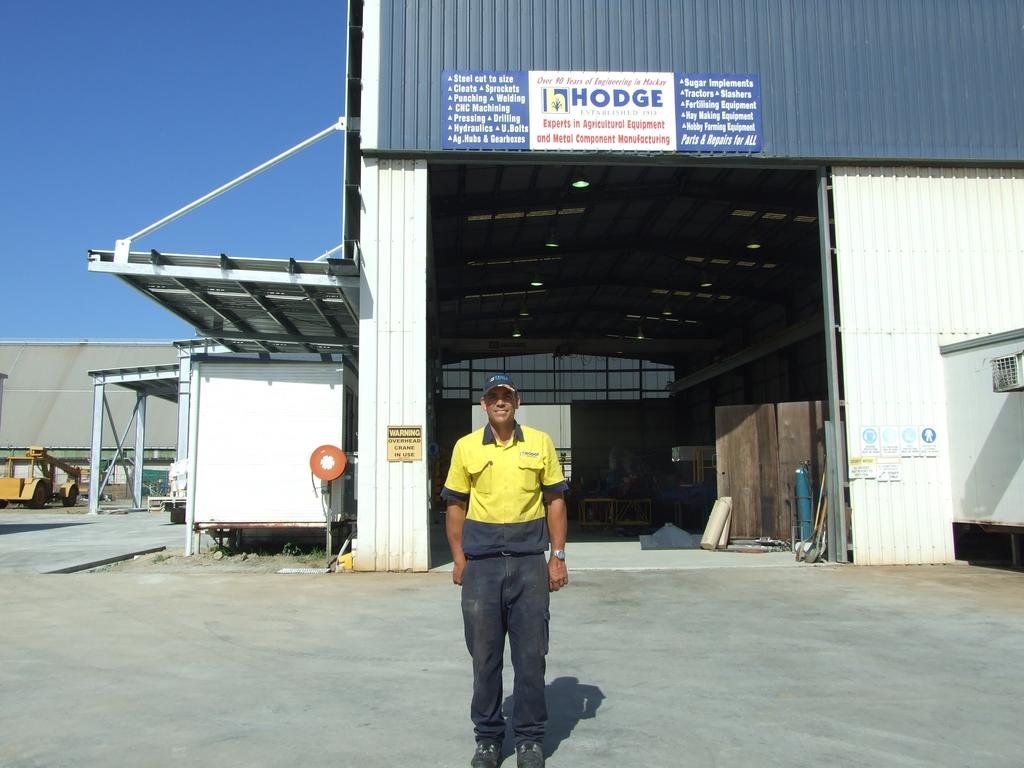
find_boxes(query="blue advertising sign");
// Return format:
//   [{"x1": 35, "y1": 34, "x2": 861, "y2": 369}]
[
  {"x1": 676, "y1": 74, "x2": 761, "y2": 151},
  {"x1": 442, "y1": 70, "x2": 530, "y2": 149}
]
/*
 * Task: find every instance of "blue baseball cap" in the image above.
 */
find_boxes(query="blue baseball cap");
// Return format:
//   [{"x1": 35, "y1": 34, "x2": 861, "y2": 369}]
[{"x1": 481, "y1": 373, "x2": 518, "y2": 398}]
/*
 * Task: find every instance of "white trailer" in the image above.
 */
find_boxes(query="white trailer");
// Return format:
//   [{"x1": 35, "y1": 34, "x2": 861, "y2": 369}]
[
  {"x1": 941, "y1": 329, "x2": 1024, "y2": 530},
  {"x1": 184, "y1": 356, "x2": 357, "y2": 555}
]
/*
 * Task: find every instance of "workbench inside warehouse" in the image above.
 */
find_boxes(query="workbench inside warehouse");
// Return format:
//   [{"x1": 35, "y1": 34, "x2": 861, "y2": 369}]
[{"x1": 567, "y1": 447, "x2": 716, "y2": 543}]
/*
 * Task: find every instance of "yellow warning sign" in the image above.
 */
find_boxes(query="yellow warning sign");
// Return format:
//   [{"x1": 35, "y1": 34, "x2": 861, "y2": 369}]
[{"x1": 387, "y1": 425, "x2": 423, "y2": 462}]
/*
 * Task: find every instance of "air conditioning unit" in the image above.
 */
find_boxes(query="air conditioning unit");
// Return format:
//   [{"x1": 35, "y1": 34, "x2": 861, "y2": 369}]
[{"x1": 992, "y1": 353, "x2": 1024, "y2": 392}]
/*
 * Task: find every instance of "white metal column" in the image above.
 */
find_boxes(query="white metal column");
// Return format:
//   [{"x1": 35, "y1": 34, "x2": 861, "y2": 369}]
[
  {"x1": 0, "y1": 373, "x2": 7, "y2": 436},
  {"x1": 88, "y1": 381, "x2": 104, "y2": 514},
  {"x1": 132, "y1": 393, "x2": 147, "y2": 508},
  {"x1": 176, "y1": 349, "x2": 191, "y2": 461},
  {"x1": 356, "y1": 157, "x2": 430, "y2": 571},
  {"x1": 184, "y1": 363, "x2": 202, "y2": 557}
]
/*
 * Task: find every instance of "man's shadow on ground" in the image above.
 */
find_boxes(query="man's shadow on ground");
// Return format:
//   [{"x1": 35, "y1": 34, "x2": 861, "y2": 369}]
[{"x1": 501, "y1": 676, "x2": 605, "y2": 759}]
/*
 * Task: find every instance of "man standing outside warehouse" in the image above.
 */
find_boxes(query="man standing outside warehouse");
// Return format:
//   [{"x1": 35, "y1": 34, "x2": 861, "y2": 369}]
[{"x1": 442, "y1": 373, "x2": 569, "y2": 768}]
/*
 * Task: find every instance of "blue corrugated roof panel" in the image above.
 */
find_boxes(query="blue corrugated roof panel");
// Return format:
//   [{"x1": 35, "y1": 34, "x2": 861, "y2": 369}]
[{"x1": 375, "y1": 0, "x2": 1024, "y2": 162}]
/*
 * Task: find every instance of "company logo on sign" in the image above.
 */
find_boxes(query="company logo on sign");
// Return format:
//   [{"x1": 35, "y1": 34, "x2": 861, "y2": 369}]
[
  {"x1": 543, "y1": 88, "x2": 569, "y2": 113},
  {"x1": 543, "y1": 86, "x2": 666, "y2": 113}
]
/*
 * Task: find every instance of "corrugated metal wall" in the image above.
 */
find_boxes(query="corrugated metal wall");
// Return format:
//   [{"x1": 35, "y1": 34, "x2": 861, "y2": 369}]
[
  {"x1": 832, "y1": 166, "x2": 1024, "y2": 565},
  {"x1": 356, "y1": 158, "x2": 431, "y2": 571},
  {"x1": 0, "y1": 342, "x2": 178, "y2": 448},
  {"x1": 370, "y1": 0, "x2": 1024, "y2": 161}
]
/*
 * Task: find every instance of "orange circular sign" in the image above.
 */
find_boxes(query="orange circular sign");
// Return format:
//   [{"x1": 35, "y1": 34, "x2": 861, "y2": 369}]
[{"x1": 309, "y1": 445, "x2": 347, "y2": 481}]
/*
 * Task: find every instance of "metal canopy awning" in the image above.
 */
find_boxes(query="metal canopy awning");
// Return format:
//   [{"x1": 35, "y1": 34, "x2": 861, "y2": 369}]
[
  {"x1": 88, "y1": 363, "x2": 181, "y2": 402},
  {"x1": 88, "y1": 249, "x2": 361, "y2": 354}
]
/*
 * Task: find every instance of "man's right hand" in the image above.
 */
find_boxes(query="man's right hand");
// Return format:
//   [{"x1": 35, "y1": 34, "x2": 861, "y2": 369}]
[
  {"x1": 452, "y1": 557, "x2": 466, "y2": 585},
  {"x1": 446, "y1": 501, "x2": 468, "y2": 586}
]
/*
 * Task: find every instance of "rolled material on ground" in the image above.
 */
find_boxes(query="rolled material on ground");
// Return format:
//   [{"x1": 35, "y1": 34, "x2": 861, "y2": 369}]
[
  {"x1": 717, "y1": 507, "x2": 731, "y2": 549},
  {"x1": 701, "y1": 496, "x2": 732, "y2": 550}
]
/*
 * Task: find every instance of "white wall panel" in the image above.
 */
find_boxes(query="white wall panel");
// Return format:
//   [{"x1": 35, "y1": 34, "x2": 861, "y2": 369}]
[
  {"x1": 356, "y1": 158, "x2": 430, "y2": 571},
  {"x1": 833, "y1": 167, "x2": 1024, "y2": 565},
  {"x1": 191, "y1": 362, "x2": 346, "y2": 525}
]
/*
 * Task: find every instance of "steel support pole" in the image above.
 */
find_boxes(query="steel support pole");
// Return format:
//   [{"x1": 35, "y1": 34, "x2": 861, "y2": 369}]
[
  {"x1": 184, "y1": 364, "x2": 202, "y2": 556},
  {"x1": 88, "y1": 382, "x2": 105, "y2": 514},
  {"x1": 115, "y1": 118, "x2": 345, "y2": 262},
  {"x1": 176, "y1": 350, "x2": 192, "y2": 461},
  {"x1": 132, "y1": 393, "x2": 147, "y2": 508},
  {"x1": 817, "y1": 167, "x2": 849, "y2": 563}
]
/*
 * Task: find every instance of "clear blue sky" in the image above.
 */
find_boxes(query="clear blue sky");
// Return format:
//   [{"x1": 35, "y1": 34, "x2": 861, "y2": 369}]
[{"x1": 0, "y1": 0, "x2": 347, "y2": 339}]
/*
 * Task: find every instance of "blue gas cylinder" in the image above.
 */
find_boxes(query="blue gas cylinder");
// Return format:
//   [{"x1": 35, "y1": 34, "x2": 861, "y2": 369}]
[{"x1": 795, "y1": 463, "x2": 813, "y2": 542}]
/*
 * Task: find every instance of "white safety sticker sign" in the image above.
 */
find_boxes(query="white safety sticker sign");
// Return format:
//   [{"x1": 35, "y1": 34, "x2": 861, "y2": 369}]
[
  {"x1": 899, "y1": 425, "x2": 920, "y2": 457},
  {"x1": 860, "y1": 427, "x2": 880, "y2": 457},
  {"x1": 849, "y1": 456, "x2": 878, "y2": 480},
  {"x1": 920, "y1": 426, "x2": 939, "y2": 456},
  {"x1": 876, "y1": 459, "x2": 903, "y2": 482},
  {"x1": 880, "y1": 426, "x2": 900, "y2": 457}
]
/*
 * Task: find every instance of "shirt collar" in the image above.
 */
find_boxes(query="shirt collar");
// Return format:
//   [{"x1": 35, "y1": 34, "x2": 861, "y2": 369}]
[{"x1": 482, "y1": 421, "x2": 524, "y2": 445}]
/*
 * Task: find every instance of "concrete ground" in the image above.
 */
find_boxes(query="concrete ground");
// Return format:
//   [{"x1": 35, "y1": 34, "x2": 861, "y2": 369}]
[
  {"x1": 2, "y1": 558, "x2": 1022, "y2": 767},
  {"x1": 0, "y1": 510, "x2": 186, "y2": 574}
]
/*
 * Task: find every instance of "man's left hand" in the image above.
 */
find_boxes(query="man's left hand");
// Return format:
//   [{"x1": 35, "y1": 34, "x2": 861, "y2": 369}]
[{"x1": 548, "y1": 556, "x2": 568, "y2": 592}]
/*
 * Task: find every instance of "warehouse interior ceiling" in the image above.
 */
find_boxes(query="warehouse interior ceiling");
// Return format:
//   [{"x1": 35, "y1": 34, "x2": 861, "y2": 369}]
[
  {"x1": 430, "y1": 162, "x2": 824, "y2": 374},
  {"x1": 87, "y1": 249, "x2": 360, "y2": 355}
]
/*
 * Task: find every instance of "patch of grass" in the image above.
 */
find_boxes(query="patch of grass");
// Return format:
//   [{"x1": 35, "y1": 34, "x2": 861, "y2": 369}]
[
  {"x1": 300, "y1": 547, "x2": 327, "y2": 563},
  {"x1": 281, "y1": 542, "x2": 303, "y2": 557},
  {"x1": 152, "y1": 552, "x2": 171, "y2": 564}
]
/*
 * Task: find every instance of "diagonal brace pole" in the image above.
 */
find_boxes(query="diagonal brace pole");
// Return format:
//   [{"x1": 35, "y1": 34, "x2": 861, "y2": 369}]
[{"x1": 115, "y1": 117, "x2": 346, "y2": 261}]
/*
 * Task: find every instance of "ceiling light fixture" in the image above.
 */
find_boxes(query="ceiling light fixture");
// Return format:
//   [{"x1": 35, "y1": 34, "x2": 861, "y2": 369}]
[
  {"x1": 746, "y1": 242, "x2": 761, "y2": 250},
  {"x1": 699, "y1": 272, "x2": 713, "y2": 288},
  {"x1": 512, "y1": 326, "x2": 522, "y2": 338},
  {"x1": 570, "y1": 169, "x2": 591, "y2": 189},
  {"x1": 544, "y1": 224, "x2": 559, "y2": 248},
  {"x1": 519, "y1": 306, "x2": 530, "y2": 317},
  {"x1": 529, "y1": 277, "x2": 544, "y2": 287}
]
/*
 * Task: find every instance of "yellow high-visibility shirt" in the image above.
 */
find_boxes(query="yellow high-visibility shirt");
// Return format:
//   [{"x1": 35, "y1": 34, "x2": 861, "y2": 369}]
[{"x1": 442, "y1": 422, "x2": 567, "y2": 556}]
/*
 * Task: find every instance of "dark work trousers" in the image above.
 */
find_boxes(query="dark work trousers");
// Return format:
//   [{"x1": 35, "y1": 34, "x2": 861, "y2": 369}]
[{"x1": 461, "y1": 553, "x2": 550, "y2": 746}]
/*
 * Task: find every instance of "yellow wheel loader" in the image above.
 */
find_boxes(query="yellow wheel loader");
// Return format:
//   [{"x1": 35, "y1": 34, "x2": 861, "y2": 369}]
[{"x1": 0, "y1": 447, "x2": 82, "y2": 509}]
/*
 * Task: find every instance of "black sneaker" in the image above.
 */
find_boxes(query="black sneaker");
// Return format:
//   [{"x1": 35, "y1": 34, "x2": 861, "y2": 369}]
[
  {"x1": 470, "y1": 740, "x2": 501, "y2": 768},
  {"x1": 516, "y1": 743, "x2": 544, "y2": 768}
]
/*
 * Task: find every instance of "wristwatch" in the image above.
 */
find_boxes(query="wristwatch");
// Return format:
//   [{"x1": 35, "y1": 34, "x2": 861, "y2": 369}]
[{"x1": 551, "y1": 549, "x2": 566, "y2": 561}]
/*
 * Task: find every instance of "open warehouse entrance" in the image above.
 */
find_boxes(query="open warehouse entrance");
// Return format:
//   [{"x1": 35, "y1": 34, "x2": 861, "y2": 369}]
[{"x1": 427, "y1": 161, "x2": 834, "y2": 565}]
